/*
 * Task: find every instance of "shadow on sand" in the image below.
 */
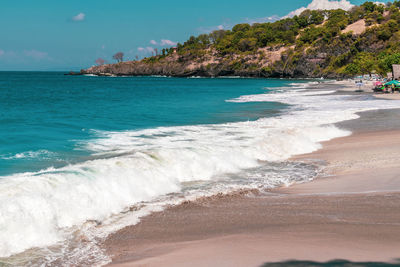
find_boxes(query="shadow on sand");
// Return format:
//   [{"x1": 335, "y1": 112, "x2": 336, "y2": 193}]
[{"x1": 261, "y1": 259, "x2": 400, "y2": 267}]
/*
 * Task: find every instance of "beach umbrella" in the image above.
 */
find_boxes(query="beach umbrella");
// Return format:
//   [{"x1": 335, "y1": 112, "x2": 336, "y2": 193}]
[{"x1": 384, "y1": 80, "x2": 400, "y2": 86}]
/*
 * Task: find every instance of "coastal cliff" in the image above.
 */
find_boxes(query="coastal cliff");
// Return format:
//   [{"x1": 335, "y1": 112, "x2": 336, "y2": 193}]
[
  {"x1": 81, "y1": 2, "x2": 400, "y2": 78},
  {"x1": 81, "y1": 46, "x2": 303, "y2": 78}
]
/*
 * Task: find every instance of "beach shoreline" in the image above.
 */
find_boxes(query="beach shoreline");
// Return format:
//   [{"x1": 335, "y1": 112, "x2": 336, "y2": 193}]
[{"x1": 102, "y1": 95, "x2": 400, "y2": 266}]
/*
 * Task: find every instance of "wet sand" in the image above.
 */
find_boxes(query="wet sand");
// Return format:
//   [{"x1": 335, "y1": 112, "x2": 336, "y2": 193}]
[
  {"x1": 104, "y1": 110, "x2": 400, "y2": 267},
  {"x1": 375, "y1": 94, "x2": 400, "y2": 100}
]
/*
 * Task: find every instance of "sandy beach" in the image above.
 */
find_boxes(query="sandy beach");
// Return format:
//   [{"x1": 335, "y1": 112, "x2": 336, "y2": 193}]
[
  {"x1": 335, "y1": 79, "x2": 400, "y2": 100},
  {"x1": 103, "y1": 106, "x2": 400, "y2": 267},
  {"x1": 375, "y1": 94, "x2": 400, "y2": 100}
]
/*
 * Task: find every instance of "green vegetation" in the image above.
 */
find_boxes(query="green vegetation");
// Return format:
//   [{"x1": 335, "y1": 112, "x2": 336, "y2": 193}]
[{"x1": 129, "y1": 2, "x2": 400, "y2": 77}]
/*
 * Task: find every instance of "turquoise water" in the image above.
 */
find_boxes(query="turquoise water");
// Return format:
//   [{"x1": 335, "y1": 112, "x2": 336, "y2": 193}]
[
  {"x1": 4, "y1": 72, "x2": 400, "y2": 264},
  {"x1": 0, "y1": 72, "x2": 293, "y2": 176}
]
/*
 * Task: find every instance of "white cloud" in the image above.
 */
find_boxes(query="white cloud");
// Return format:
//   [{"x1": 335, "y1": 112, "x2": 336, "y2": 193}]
[
  {"x1": 160, "y1": 39, "x2": 177, "y2": 46},
  {"x1": 0, "y1": 49, "x2": 52, "y2": 62},
  {"x1": 246, "y1": 15, "x2": 281, "y2": 24},
  {"x1": 197, "y1": 22, "x2": 232, "y2": 33},
  {"x1": 148, "y1": 39, "x2": 178, "y2": 47},
  {"x1": 145, "y1": 47, "x2": 155, "y2": 53},
  {"x1": 72, "y1": 13, "x2": 85, "y2": 22},
  {"x1": 286, "y1": 0, "x2": 354, "y2": 17},
  {"x1": 23, "y1": 50, "x2": 49, "y2": 60},
  {"x1": 138, "y1": 47, "x2": 155, "y2": 53}
]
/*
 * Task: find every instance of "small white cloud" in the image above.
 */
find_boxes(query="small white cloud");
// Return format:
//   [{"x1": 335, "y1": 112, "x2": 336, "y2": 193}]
[
  {"x1": 160, "y1": 39, "x2": 177, "y2": 46},
  {"x1": 24, "y1": 50, "x2": 48, "y2": 60},
  {"x1": 197, "y1": 22, "x2": 232, "y2": 33},
  {"x1": 145, "y1": 47, "x2": 155, "y2": 53},
  {"x1": 246, "y1": 15, "x2": 280, "y2": 24},
  {"x1": 138, "y1": 47, "x2": 155, "y2": 53},
  {"x1": 72, "y1": 13, "x2": 85, "y2": 22},
  {"x1": 285, "y1": 0, "x2": 354, "y2": 18},
  {"x1": 148, "y1": 39, "x2": 177, "y2": 47},
  {"x1": 0, "y1": 49, "x2": 4, "y2": 57}
]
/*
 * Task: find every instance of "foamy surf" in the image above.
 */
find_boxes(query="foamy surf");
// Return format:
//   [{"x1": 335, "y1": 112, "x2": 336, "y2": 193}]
[
  {"x1": 1, "y1": 81, "x2": 400, "y2": 266},
  {"x1": 0, "y1": 150, "x2": 56, "y2": 160}
]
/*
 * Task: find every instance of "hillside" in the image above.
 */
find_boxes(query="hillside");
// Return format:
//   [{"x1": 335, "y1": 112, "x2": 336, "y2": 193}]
[{"x1": 81, "y1": 1, "x2": 400, "y2": 78}]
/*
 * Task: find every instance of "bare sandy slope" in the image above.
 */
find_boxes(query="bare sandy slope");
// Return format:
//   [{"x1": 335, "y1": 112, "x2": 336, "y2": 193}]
[
  {"x1": 342, "y1": 19, "x2": 367, "y2": 35},
  {"x1": 104, "y1": 127, "x2": 400, "y2": 267}
]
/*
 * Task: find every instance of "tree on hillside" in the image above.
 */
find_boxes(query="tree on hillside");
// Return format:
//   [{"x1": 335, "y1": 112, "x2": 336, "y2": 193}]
[
  {"x1": 95, "y1": 58, "x2": 105, "y2": 65},
  {"x1": 349, "y1": 6, "x2": 365, "y2": 23},
  {"x1": 296, "y1": 10, "x2": 324, "y2": 27},
  {"x1": 238, "y1": 38, "x2": 257, "y2": 52},
  {"x1": 232, "y1": 23, "x2": 251, "y2": 33},
  {"x1": 362, "y1": 1, "x2": 377, "y2": 13},
  {"x1": 209, "y1": 30, "x2": 226, "y2": 44},
  {"x1": 354, "y1": 52, "x2": 376, "y2": 75},
  {"x1": 380, "y1": 53, "x2": 400, "y2": 73},
  {"x1": 344, "y1": 63, "x2": 361, "y2": 75},
  {"x1": 113, "y1": 52, "x2": 124, "y2": 62}
]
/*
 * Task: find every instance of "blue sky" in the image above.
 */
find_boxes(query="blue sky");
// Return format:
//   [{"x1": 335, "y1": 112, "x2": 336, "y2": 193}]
[{"x1": 0, "y1": 0, "x2": 367, "y2": 71}]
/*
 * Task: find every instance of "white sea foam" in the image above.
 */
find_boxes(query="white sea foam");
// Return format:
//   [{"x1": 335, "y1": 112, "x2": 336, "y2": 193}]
[
  {"x1": 1, "y1": 150, "x2": 56, "y2": 160},
  {"x1": 150, "y1": 75, "x2": 169, "y2": 78},
  {"x1": 1, "y1": 82, "x2": 400, "y2": 264}
]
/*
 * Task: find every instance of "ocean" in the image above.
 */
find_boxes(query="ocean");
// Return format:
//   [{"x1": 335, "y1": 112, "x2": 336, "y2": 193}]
[{"x1": 1, "y1": 72, "x2": 399, "y2": 266}]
